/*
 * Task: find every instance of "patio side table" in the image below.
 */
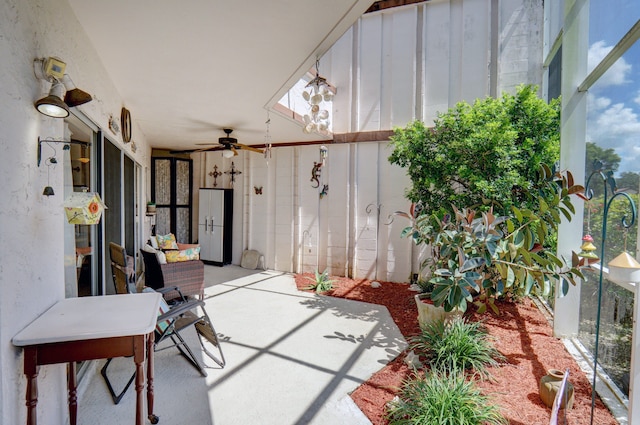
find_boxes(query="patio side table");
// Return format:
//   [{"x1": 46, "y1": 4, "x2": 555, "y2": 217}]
[{"x1": 12, "y1": 292, "x2": 161, "y2": 425}]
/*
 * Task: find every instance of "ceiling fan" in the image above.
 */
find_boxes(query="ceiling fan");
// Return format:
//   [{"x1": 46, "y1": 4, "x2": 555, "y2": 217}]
[{"x1": 170, "y1": 128, "x2": 264, "y2": 156}]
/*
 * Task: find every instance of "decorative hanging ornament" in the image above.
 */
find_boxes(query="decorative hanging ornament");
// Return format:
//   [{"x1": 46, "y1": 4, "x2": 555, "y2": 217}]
[
  {"x1": 578, "y1": 234, "x2": 599, "y2": 260},
  {"x1": 264, "y1": 114, "x2": 272, "y2": 164},
  {"x1": 302, "y1": 59, "x2": 332, "y2": 134}
]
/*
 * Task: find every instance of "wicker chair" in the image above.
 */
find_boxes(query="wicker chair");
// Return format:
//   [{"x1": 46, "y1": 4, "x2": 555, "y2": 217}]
[{"x1": 140, "y1": 249, "x2": 205, "y2": 300}]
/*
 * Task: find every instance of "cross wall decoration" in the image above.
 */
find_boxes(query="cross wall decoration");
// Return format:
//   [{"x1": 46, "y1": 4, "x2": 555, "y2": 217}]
[
  {"x1": 208, "y1": 165, "x2": 222, "y2": 187},
  {"x1": 224, "y1": 162, "x2": 242, "y2": 188}
]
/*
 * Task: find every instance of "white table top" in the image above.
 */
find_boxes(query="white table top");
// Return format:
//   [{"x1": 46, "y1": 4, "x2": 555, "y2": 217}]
[{"x1": 12, "y1": 293, "x2": 162, "y2": 346}]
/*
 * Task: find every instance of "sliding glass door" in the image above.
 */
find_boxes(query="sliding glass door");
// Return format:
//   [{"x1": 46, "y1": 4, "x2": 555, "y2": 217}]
[
  {"x1": 64, "y1": 113, "x2": 100, "y2": 298},
  {"x1": 103, "y1": 138, "x2": 138, "y2": 294}
]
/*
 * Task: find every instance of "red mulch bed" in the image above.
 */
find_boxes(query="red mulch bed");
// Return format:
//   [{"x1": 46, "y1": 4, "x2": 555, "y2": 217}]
[{"x1": 294, "y1": 274, "x2": 619, "y2": 425}]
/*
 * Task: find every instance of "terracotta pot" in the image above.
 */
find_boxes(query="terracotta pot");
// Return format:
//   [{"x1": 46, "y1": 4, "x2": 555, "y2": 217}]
[
  {"x1": 539, "y1": 369, "x2": 574, "y2": 410},
  {"x1": 414, "y1": 293, "x2": 462, "y2": 327}
]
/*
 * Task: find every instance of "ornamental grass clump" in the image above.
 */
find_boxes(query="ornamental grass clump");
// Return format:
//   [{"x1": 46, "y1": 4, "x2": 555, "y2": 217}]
[
  {"x1": 386, "y1": 368, "x2": 507, "y2": 425},
  {"x1": 304, "y1": 269, "x2": 334, "y2": 293},
  {"x1": 410, "y1": 316, "x2": 504, "y2": 380}
]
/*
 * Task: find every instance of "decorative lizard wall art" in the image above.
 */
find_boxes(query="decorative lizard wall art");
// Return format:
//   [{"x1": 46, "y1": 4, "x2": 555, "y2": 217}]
[{"x1": 311, "y1": 161, "x2": 322, "y2": 188}]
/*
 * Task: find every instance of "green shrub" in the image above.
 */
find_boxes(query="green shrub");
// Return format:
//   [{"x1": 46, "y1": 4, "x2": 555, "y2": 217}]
[
  {"x1": 410, "y1": 317, "x2": 504, "y2": 379},
  {"x1": 388, "y1": 84, "x2": 560, "y2": 218},
  {"x1": 386, "y1": 369, "x2": 507, "y2": 425}
]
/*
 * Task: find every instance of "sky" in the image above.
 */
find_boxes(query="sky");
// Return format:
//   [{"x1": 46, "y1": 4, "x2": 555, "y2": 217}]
[{"x1": 586, "y1": 2, "x2": 640, "y2": 175}]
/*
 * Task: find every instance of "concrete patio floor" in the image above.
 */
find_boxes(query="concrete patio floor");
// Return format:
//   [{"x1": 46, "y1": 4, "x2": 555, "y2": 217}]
[{"x1": 75, "y1": 265, "x2": 407, "y2": 424}]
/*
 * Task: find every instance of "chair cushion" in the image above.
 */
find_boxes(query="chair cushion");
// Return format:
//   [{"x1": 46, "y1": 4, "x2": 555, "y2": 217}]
[
  {"x1": 177, "y1": 243, "x2": 200, "y2": 250},
  {"x1": 143, "y1": 243, "x2": 167, "y2": 265},
  {"x1": 165, "y1": 247, "x2": 201, "y2": 263},
  {"x1": 156, "y1": 233, "x2": 179, "y2": 250},
  {"x1": 142, "y1": 287, "x2": 172, "y2": 334}
]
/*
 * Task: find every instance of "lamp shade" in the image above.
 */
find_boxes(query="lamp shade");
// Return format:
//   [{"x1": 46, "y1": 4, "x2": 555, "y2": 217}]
[
  {"x1": 608, "y1": 252, "x2": 640, "y2": 284},
  {"x1": 35, "y1": 82, "x2": 69, "y2": 118},
  {"x1": 63, "y1": 192, "x2": 106, "y2": 225}
]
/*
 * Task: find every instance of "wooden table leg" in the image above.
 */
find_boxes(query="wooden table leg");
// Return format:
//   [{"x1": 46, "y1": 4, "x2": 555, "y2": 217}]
[
  {"x1": 67, "y1": 362, "x2": 77, "y2": 425},
  {"x1": 24, "y1": 347, "x2": 38, "y2": 425},
  {"x1": 146, "y1": 332, "x2": 159, "y2": 424},
  {"x1": 133, "y1": 335, "x2": 146, "y2": 425}
]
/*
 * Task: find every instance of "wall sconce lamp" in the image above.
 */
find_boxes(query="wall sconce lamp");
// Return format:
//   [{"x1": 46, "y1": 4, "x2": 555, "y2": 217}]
[
  {"x1": 33, "y1": 57, "x2": 93, "y2": 118},
  {"x1": 35, "y1": 81, "x2": 69, "y2": 118}
]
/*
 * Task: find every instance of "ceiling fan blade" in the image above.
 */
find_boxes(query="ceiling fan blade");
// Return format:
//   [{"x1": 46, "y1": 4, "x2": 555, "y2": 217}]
[
  {"x1": 169, "y1": 146, "x2": 225, "y2": 154},
  {"x1": 233, "y1": 143, "x2": 264, "y2": 154}
]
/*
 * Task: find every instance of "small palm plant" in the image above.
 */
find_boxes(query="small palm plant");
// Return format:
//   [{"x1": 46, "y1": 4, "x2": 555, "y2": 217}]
[
  {"x1": 410, "y1": 317, "x2": 504, "y2": 380},
  {"x1": 305, "y1": 269, "x2": 334, "y2": 293},
  {"x1": 386, "y1": 368, "x2": 507, "y2": 425}
]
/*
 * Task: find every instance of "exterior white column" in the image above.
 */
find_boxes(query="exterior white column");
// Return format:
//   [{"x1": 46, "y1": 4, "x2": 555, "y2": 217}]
[{"x1": 553, "y1": 0, "x2": 589, "y2": 337}]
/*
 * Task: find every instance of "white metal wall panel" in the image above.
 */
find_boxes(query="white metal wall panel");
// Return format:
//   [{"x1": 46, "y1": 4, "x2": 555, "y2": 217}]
[
  {"x1": 353, "y1": 143, "x2": 380, "y2": 279},
  {"x1": 246, "y1": 151, "x2": 269, "y2": 262},
  {"x1": 378, "y1": 143, "x2": 413, "y2": 282},
  {"x1": 423, "y1": 1, "x2": 452, "y2": 124},
  {"x1": 497, "y1": 0, "x2": 543, "y2": 94},
  {"x1": 387, "y1": 7, "x2": 419, "y2": 126},
  {"x1": 298, "y1": 146, "x2": 321, "y2": 273},
  {"x1": 274, "y1": 150, "x2": 295, "y2": 272},
  {"x1": 460, "y1": 0, "x2": 491, "y2": 101},
  {"x1": 358, "y1": 14, "x2": 384, "y2": 131},
  {"x1": 448, "y1": 0, "x2": 464, "y2": 104},
  {"x1": 329, "y1": 28, "x2": 355, "y2": 133},
  {"x1": 326, "y1": 144, "x2": 350, "y2": 276}
]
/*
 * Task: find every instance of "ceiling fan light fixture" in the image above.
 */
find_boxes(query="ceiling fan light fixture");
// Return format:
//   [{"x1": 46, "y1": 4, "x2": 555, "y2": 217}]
[{"x1": 222, "y1": 148, "x2": 235, "y2": 159}]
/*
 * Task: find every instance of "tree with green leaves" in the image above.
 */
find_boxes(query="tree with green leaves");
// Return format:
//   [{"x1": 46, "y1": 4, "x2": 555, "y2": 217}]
[
  {"x1": 390, "y1": 86, "x2": 586, "y2": 314},
  {"x1": 388, "y1": 85, "x2": 560, "y2": 218}
]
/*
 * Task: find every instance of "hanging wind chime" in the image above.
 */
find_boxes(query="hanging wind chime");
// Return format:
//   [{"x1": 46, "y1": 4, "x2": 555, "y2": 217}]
[
  {"x1": 264, "y1": 113, "x2": 272, "y2": 165},
  {"x1": 578, "y1": 194, "x2": 599, "y2": 264},
  {"x1": 302, "y1": 59, "x2": 332, "y2": 134}
]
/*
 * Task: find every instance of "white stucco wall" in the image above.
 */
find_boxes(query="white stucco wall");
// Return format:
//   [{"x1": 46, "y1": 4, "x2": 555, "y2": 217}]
[{"x1": 0, "y1": 1, "x2": 151, "y2": 423}]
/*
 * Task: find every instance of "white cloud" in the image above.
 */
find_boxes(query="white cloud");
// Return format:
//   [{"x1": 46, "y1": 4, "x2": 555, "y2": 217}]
[
  {"x1": 588, "y1": 40, "x2": 632, "y2": 88},
  {"x1": 585, "y1": 41, "x2": 639, "y2": 174},
  {"x1": 587, "y1": 94, "x2": 640, "y2": 174}
]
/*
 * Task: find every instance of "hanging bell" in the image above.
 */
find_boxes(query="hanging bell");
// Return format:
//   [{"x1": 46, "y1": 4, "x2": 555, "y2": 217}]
[{"x1": 578, "y1": 234, "x2": 599, "y2": 260}]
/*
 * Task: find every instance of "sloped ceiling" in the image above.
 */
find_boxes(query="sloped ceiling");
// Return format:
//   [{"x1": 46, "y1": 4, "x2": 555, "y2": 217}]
[{"x1": 67, "y1": 0, "x2": 374, "y2": 150}]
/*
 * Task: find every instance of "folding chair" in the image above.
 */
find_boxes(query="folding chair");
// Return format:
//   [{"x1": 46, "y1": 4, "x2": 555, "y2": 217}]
[
  {"x1": 101, "y1": 286, "x2": 225, "y2": 404},
  {"x1": 102, "y1": 245, "x2": 225, "y2": 405}
]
